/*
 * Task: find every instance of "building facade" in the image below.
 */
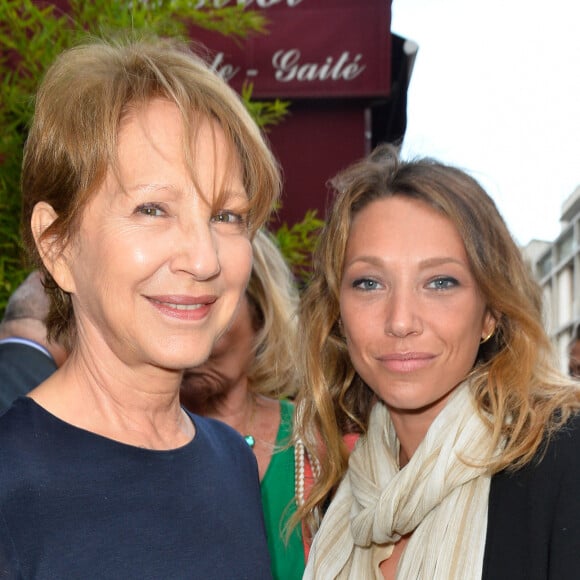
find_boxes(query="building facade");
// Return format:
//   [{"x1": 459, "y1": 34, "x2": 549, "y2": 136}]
[{"x1": 523, "y1": 186, "x2": 580, "y2": 372}]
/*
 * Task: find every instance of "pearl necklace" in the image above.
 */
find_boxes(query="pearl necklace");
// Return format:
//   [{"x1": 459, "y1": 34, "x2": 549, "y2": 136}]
[
  {"x1": 295, "y1": 439, "x2": 306, "y2": 506},
  {"x1": 294, "y1": 438, "x2": 320, "y2": 506}
]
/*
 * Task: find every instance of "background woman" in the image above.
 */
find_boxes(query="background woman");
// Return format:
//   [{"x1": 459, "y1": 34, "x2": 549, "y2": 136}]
[
  {"x1": 181, "y1": 227, "x2": 304, "y2": 579},
  {"x1": 295, "y1": 145, "x2": 580, "y2": 579},
  {"x1": 0, "y1": 36, "x2": 280, "y2": 577}
]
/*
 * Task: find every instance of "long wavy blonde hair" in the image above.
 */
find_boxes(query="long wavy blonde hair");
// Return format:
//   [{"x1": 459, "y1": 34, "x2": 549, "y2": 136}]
[
  {"x1": 294, "y1": 144, "x2": 580, "y2": 529},
  {"x1": 246, "y1": 228, "x2": 300, "y2": 399}
]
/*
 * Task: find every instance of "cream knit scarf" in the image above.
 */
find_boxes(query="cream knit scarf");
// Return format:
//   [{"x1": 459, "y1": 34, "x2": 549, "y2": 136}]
[{"x1": 304, "y1": 382, "x2": 498, "y2": 579}]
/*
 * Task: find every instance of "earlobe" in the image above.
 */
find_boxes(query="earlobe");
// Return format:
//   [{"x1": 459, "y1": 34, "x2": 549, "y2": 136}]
[
  {"x1": 31, "y1": 202, "x2": 76, "y2": 293},
  {"x1": 481, "y1": 310, "x2": 498, "y2": 343}
]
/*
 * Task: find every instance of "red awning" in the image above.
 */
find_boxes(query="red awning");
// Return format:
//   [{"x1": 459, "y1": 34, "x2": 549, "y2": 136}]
[{"x1": 192, "y1": 0, "x2": 392, "y2": 99}]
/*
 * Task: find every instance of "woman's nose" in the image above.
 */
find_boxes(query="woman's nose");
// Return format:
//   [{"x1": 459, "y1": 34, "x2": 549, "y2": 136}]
[
  {"x1": 171, "y1": 221, "x2": 221, "y2": 280},
  {"x1": 383, "y1": 288, "x2": 422, "y2": 338}
]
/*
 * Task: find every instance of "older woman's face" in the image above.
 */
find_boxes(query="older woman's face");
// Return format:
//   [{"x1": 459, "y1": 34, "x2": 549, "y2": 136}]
[
  {"x1": 340, "y1": 196, "x2": 494, "y2": 429},
  {"x1": 54, "y1": 99, "x2": 252, "y2": 371}
]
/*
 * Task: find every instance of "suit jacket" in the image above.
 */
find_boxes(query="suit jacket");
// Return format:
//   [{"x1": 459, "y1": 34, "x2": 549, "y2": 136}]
[
  {"x1": 0, "y1": 342, "x2": 57, "y2": 413},
  {"x1": 483, "y1": 412, "x2": 580, "y2": 579}
]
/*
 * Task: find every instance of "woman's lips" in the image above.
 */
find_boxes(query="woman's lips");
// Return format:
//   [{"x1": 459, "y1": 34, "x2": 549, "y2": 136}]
[
  {"x1": 147, "y1": 295, "x2": 217, "y2": 321},
  {"x1": 377, "y1": 352, "x2": 435, "y2": 373}
]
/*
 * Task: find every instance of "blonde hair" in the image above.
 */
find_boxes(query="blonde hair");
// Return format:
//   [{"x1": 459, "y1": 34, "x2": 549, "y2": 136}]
[
  {"x1": 21, "y1": 35, "x2": 280, "y2": 350},
  {"x1": 246, "y1": 229, "x2": 300, "y2": 399},
  {"x1": 294, "y1": 144, "x2": 580, "y2": 528}
]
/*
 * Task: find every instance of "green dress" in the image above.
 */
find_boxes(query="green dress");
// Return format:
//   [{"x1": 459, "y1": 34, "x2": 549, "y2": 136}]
[{"x1": 260, "y1": 399, "x2": 305, "y2": 579}]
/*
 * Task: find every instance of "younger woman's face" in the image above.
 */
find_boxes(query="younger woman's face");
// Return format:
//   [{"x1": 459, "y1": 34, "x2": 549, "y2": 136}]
[{"x1": 340, "y1": 196, "x2": 494, "y2": 430}]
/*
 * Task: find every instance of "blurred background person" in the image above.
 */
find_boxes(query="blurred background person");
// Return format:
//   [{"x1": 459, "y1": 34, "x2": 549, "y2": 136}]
[
  {"x1": 0, "y1": 271, "x2": 67, "y2": 411},
  {"x1": 181, "y1": 227, "x2": 304, "y2": 579},
  {"x1": 0, "y1": 36, "x2": 280, "y2": 578},
  {"x1": 295, "y1": 145, "x2": 580, "y2": 579}
]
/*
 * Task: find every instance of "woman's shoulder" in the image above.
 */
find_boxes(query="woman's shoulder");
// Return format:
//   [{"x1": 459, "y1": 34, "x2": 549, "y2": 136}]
[
  {"x1": 0, "y1": 396, "x2": 45, "y2": 441},
  {"x1": 185, "y1": 410, "x2": 256, "y2": 459},
  {"x1": 492, "y1": 410, "x2": 580, "y2": 488},
  {"x1": 542, "y1": 410, "x2": 580, "y2": 463},
  {"x1": 187, "y1": 410, "x2": 240, "y2": 440},
  {"x1": 0, "y1": 399, "x2": 33, "y2": 468},
  {"x1": 485, "y1": 411, "x2": 580, "y2": 579}
]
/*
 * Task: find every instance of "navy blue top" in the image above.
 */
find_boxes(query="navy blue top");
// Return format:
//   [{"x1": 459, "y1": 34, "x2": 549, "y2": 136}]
[{"x1": 0, "y1": 397, "x2": 271, "y2": 579}]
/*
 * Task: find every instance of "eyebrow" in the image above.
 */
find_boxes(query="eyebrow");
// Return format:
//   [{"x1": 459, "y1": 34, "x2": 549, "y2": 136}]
[
  {"x1": 127, "y1": 183, "x2": 248, "y2": 202},
  {"x1": 418, "y1": 256, "x2": 468, "y2": 269},
  {"x1": 127, "y1": 183, "x2": 175, "y2": 195},
  {"x1": 221, "y1": 189, "x2": 249, "y2": 202},
  {"x1": 345, "y1": 255, "x2": 469, "y2": 269}
]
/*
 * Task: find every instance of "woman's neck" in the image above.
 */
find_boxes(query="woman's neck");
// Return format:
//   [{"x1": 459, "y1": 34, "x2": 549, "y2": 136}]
[
  {"x1": 389, "y1": 411, "x2": 433, "y2": 468},
  {"x1": 188, "y1": 378, "x2": 254, "y2": 432},
  {"x1": 28, "y1": 353, "x2": 193, "y2": 450}
]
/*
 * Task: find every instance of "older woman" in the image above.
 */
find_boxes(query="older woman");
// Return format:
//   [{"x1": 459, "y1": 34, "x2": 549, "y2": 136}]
[
  {"x1": 0, "y1": 37, "x2": 280, "y2": 577},
  {"x1": 294, "y1": 145, "x2": 580, "y2": 579},
  {"x1": 181, "y1": 228, "x2": 304, "y2": 579}
]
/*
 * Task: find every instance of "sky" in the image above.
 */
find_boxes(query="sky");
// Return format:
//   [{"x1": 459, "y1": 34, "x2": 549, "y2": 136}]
[{"x1": 390, "y1": 0, "x2": 580, "y2": 246}]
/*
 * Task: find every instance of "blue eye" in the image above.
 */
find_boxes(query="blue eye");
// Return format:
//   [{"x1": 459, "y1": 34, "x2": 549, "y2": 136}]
[
  {"x1": 135, "y1": 203, "x2": 165, "y2": 217},
  {"x1": 427, "y1": 277, "x2": 458, "y2": 290},
  {"x1": 352, "y1": 278, "x2": 381, "y2": 291}
]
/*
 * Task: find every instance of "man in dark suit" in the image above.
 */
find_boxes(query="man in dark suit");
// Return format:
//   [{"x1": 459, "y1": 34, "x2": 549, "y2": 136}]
[{"x1": 0, "y1": 272, "x2": 67, "y2": 412}]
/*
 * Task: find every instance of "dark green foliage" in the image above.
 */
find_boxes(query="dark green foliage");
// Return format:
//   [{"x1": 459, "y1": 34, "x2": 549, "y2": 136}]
[
  {"x1": 241, "y1": 82, "x2": 290, "y2": 131},
  {"x1": 274, "y1": 210, "x2": 324, "y2": 287}
]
